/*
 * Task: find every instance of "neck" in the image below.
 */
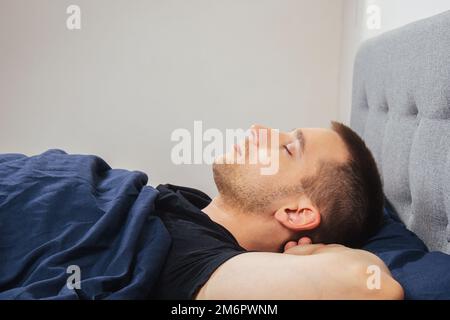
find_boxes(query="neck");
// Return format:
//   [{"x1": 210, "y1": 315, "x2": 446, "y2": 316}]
[{"x1": 202, "y1": 196, "x2": 279, "y2": 252}]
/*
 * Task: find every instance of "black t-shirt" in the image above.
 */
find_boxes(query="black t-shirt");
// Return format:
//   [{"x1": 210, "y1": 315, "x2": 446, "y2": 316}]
[{"x1": 152, "y1": 184, "x2": 247, "y2": 299}]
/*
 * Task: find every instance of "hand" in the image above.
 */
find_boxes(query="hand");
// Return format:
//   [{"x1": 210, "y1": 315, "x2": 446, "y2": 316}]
[
  {"x1": 283, "y1": 237, "x2": 349, "y2": 256},
  {"x1": 283, "y1": 237, "x2": 312, "y2": 251}
]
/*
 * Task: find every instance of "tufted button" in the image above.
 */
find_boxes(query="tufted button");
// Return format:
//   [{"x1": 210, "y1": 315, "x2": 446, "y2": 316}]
[
  {"x1": 380, "y1": 97, "x2": 389, "y2": 112},
  {"x1": 409, "y1": 103, "x2": 418, "y2": 116},
  {"x1": 361, "y1": 88, "x2": 369, "y2": 109}
]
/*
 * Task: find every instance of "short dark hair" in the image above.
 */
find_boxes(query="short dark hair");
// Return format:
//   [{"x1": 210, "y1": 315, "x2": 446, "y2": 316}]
[{"x1": 300, "y1": 122, "x2": 384, "y2": 248}]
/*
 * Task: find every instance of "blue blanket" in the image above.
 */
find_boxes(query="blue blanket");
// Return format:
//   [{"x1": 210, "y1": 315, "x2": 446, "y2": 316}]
[
  {"x1": 0, "y1": 150, "x2": 170, "y2": 299},
  {"x1": 363, "y1": 203, "x2": 450, "y2": 299}
]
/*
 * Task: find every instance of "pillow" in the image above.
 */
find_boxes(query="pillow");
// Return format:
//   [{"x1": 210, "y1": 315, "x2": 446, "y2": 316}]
[{"x1": 363, "y1": 202, "x2": 450, "y2": 299}]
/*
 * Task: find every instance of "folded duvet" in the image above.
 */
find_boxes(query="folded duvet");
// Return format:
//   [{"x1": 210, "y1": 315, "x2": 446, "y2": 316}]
[{"x1": 0, "y1": 150, "x2": 170, "y2": 299}]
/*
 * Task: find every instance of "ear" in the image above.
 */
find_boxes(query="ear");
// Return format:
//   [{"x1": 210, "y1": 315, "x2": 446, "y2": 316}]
[{"x1": 274, "y1": 195, "x2": 321, "y2": 231}]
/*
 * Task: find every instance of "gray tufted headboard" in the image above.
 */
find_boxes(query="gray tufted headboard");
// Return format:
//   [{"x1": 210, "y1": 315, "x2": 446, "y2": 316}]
[{"x1": 351, "y1": 11, "x2": 450, "y2": 254}]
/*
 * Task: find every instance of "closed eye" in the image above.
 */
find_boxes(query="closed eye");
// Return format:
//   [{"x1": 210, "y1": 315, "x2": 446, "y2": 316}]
[{"x1": 284, "y1": 145, "x2": 293, "y2": 156}]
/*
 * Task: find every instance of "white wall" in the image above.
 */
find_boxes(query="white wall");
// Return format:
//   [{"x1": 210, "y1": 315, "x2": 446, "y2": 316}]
[
  {"x1": 0, "y1": 0, "x2": 344, "y2": 196},
  {"x1": 339, "y1": 0, "x2": 450, "y2": 124}
]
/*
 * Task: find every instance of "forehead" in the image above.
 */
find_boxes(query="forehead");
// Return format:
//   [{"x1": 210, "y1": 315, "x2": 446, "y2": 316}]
[{"x1": 300, "y1": 127, "x2": 349, "y2": 164}]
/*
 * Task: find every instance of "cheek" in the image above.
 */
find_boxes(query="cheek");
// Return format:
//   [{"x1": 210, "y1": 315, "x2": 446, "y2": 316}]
[
  {"x1": 278, "y1": 157, "x2": 302, "y2": 176},
  {"x1": 238, "y1": 164, "x2": 284, "y2": 187}
]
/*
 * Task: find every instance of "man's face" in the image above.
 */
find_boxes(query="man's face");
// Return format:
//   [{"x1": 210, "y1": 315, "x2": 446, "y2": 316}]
[{"x1": 213, "y1": 124, "x2": 349, "y2": 214}]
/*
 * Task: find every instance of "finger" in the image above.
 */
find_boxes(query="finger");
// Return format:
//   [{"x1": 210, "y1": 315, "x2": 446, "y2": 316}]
[
  {"x1": 284, "y1": 241, "x2": 298, "y2": 252},
  {"x1": 284, "y1": 243, "x2": 326, "y2": 256},
  {"x1": 298, "y1": 237, "x2": 312, "y2": 245}
]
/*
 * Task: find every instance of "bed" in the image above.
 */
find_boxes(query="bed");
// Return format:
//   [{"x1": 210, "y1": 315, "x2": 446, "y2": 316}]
[{"x1": 353, "y1": 10, "x2": 450, "y2": 298}]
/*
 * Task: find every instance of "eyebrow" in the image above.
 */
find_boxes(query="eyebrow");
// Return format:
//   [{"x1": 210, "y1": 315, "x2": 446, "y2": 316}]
[{"x1": 292, "y1": 129, "x2": 305, "y2": 155}]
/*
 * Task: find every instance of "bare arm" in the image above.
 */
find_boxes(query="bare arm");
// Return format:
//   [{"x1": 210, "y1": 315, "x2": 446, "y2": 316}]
[{"x1": 196, "y1": 245, "x2": 403, "y2": 300}]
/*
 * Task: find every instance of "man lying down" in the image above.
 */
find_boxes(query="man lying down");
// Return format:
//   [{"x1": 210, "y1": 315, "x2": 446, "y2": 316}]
[{"x1": 0, "y1": 122, "x2": 403, "y2": 300}]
